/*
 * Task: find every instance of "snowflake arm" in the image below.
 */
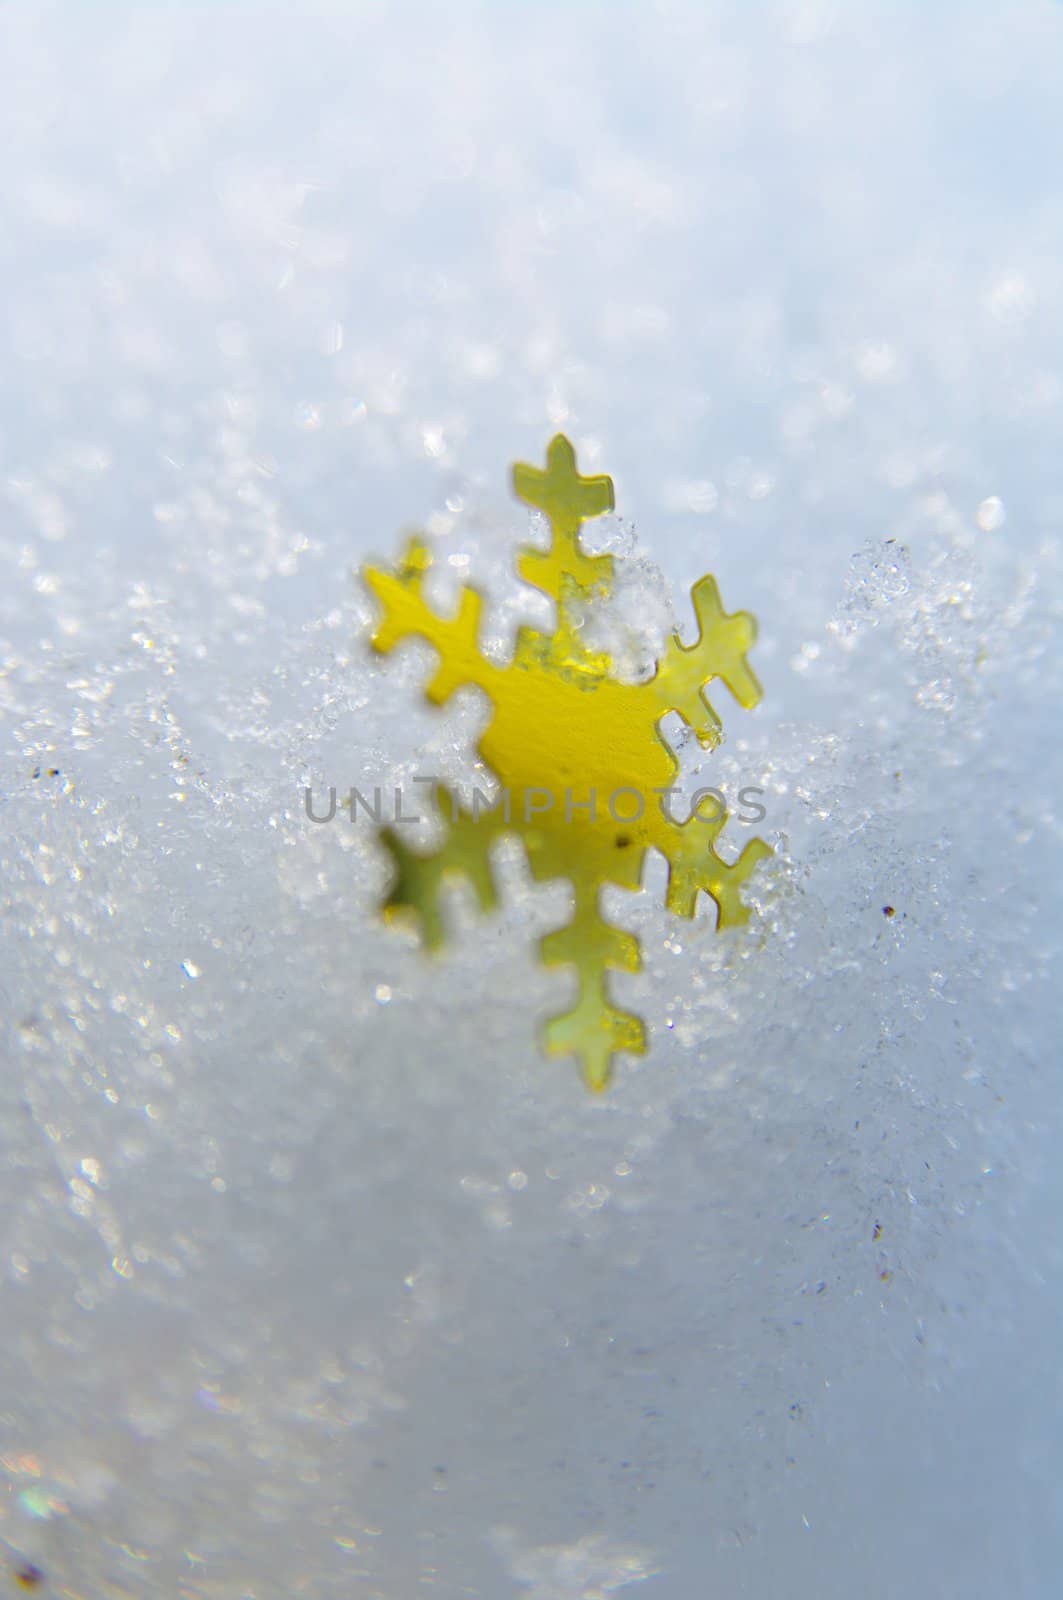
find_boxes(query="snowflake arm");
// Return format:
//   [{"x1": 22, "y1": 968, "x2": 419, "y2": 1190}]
[
  {"x1": 363, "y1": 536, "x2": 496, "y2": 705},
  {"x1": 658, "y1": 802, "x2": 773, "y2": 926},
  {"x1": 540, "y1": 884, "x2": 646, "y2": 1093},
  {"x1": 513, "y1": 434, "x2": 615, "y2": 609},
  {"x1": 378, "y1": 786, "x2": 509, "y2": 950},
  {"x1": 647, "y1": 573, "x2": 763, "y2": 748}
]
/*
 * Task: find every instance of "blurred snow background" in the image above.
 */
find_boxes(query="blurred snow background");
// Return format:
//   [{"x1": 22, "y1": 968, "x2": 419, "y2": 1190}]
[{"x1": 1, "y1": 3, "x2": 1061, "y2": 1596}]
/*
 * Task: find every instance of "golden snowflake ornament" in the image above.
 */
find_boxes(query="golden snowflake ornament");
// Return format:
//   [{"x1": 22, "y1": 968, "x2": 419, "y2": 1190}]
[{"x1": 362, "y1": 435, "x2": 771, "y2": 1091}]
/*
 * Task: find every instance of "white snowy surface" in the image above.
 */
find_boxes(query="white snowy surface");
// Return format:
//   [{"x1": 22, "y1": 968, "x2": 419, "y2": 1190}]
[{"x1": 1, "y1": 5, "x2": 1061, "y2": 1597}]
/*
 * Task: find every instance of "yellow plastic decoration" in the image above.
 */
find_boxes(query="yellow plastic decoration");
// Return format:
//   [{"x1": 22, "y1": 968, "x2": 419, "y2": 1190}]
[{"x1": 363, "y1": 435, "x2": 771, "y2": 1090}]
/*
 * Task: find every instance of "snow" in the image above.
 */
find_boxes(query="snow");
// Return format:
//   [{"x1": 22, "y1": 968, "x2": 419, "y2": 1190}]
[{"x1": 1, "y1": 5, "x2": 1060, "y2": 1597}]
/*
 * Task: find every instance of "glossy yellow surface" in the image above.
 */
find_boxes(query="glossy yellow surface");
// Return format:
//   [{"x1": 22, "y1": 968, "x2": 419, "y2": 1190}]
[{"x1": 363, "y1": 435, "x2": 771, "y2": 1090}]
